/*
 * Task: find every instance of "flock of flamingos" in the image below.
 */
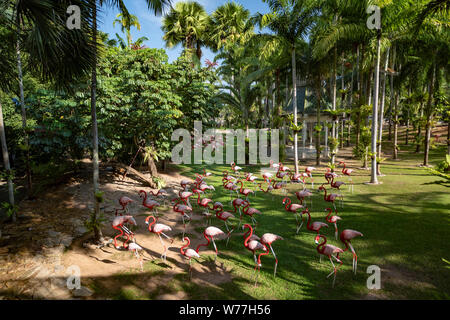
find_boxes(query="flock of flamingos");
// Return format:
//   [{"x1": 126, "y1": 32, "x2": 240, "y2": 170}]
[{"x1": 110, "y1": 160, "x2": 363, "y2": 288}]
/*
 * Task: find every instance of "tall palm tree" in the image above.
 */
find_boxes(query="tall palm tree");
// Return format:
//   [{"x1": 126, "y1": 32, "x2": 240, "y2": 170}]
[
  {"x1": 255, "y1": 0, "x2": 317, "y2": 174},
  {"x1": 113, "y1": 13, "x2": 141, "y2": 48},
  {"x1": 161, "y1": 1, "x2": 209, "y2": 61}
]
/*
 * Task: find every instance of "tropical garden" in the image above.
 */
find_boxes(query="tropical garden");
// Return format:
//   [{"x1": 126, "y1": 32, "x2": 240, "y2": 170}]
[{"x1": 0, "y1": 0, "x2": 449, "y2": 301}]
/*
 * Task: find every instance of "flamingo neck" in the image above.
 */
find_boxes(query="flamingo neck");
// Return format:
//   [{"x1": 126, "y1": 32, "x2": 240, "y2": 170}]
[
  {"x1": 305, "y1": 210, "x2": 312, "y2": 229},
  {"x1": 257, "y1": 244, "x2": 270, "y2": 265},
  {"x1": 180, "y1": 238, "x2": 190, "y2": 255},
  {"x1": 243, "y1": 225, "x2": 253, "y2": 247},
  {"x1": 317, "y1": 235, "x2": 327, "y2": 253},
  {"x1": 325, "y1": 208, "x2": 333, "y2": 221},
  {"x1": 238, "y1": 180, "x2": 244, "y2": 192},
  {"x1": 215, "y1": 206, "x2": 223, "y2": 218},
  {"x1": 146, "y1": 216, "x2": 156, "y2": 232},
  {"x1": 196, "y1": 192, "x2": 201, "y2": 204},
  {"x1": 283, "y1": 198, "x2": 291, "y2": 210},
  {"x1": 140, "y1": 191, "x2": 147, "y2": 204}
]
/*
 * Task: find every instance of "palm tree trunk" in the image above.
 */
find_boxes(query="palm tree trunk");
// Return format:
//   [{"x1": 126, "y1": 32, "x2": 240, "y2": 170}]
[
  {"x1": 377, "y1": 47, "x2": 390, "y2": 175},
  {"x1": 91, "y1": 3, "x2": 103, "y2": 242},
  {"x1": 388, "y1": 46, "x2": 396, "y2": 142},
  {"x1": 292, "y1": 47, "x2": 299, "y2": 174},
  {"x1": 424, "y1": 62, "x2": 436, "y2": 166},
  {"x1": 0, "y1": 101, "x2": 16, "y2": 222},
  {"x1": 315, "y1": 80, "x2": 322, "y2": 166},
  {"x1": 331, "y1": 47, "x2": 337, "y2": 165},
  {"x1": 16, "y1": 38, "x2": 32, "y2": 196},
  {"x1": 370, "y1": 32, "x2": 381, "y2": 184},
  {"x1": 393, "y1": 92, "x2": 399, "y2": 160}
]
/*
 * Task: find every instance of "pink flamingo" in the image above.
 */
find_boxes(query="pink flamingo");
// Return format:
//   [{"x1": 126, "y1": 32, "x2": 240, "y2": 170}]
[
  {"x1": 318, "y1": 184, "x2": 342, "y2": 210},
  {"x1": 178, "y1": 190, "x2": 194, "y2": 208},
  {"x1": 282, "y1": 197, "x2": 305, "y2": 234},
  {"x1": 180, "y1": 237, "x2": 201, "y2": 279},
  {"x1": 243, "y1": 224, "x2": 269, "y2": 287},
  {"x1": 172, "y1": 199, "x2": 193, "y2": 238},
  {"x1": 115, "y1": 196, "x2": 133, "y2": 216},
  {"x1": 195, "y1": 226, "x2": 225, "y2": 261},
  {"x1": 316, "y1": 234, "x2": 344, "y2": 287},
  {"x1": 212, "y1": 202, "x2": 236, "y2": 232},
  {"x1": 231, "y1": 162, "x2": 243, "y2": 177},
  {"x1": 145, "y1": 215, "x2": 173, "y2": 261},
  {"x1": 180, "y1": 179, "x2": 192, "y2": 191},
  {"x1": 305, "y1": 166, "x2": 316, "y2": 187},
  {"x1": 325, "y1": 168, "x2": 338, "y2": 184},
  {"x1": 242, "y1": 200, "x2": 261, "y2": 227},
  {"x1": 194, "y1": 189, "x2": 214, "y2": 225},
  {"x1": 112, "y1": 215, "x2": 137, "y2": 249},
  {"x1": 339, "y1": 161, "x2": 354, "y2": 192},
  {"x1": 139, "y1": 190, "x2": 160, "y2": 216},
  {"x1": 330, "y1": 178, "x2": 345, "y2": 190},
  {"x1": 303, "y1": 208, "x2": 329, "y2": 241},
  {"x1": 262, "y1": 172, "x2": 273, "y2": 183},
  {"x1": 237, "y1": 180, "x2": 254, "y2": 200},
  {"x1": 325, "y1": 208, "x2": 342, "y2": 240},
  {"x1": 149, "y1": 189, "x2": 169, "y2": 206},
  {"x1": 232, "y1": 198, "x2": 247, "y2": 225},
  {"x1": 295, "y1": 189, "x2": 313, "y2": 209},
  {"x1": 127, "y1": 242, "x2": 144, "y2": 271},
  {"x1": 339, "y1": 229, "x2": 363, "y2": 274},
  {"x1": 260, "y1": 233, "x2": 283, "y2": 277}
]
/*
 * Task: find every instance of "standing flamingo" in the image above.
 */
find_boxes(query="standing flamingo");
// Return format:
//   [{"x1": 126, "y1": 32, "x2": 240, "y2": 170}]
[
  {"x1": 295, "y1": 189, "x2": 313, "y2": 209},
  {"x1": 149, "y1": 189, "x2": 169, "y2": 207},
  {"x1": 194, "y1": 189, "x2": 214, "y2": 225},
  {"x1": 112, "y1": 215, "x2": 137, "y2": 249},
  {"x1": 115, "y1": 196, "x2": 133, "y2": 216},
  {"x1": 325, "y1": 208, "x2": 342, "y2": 240},
  {"x1": 232, "y1": 198, "x2": 247, "y2": 226},
  {"x1": 339, "y1": 229, "x2": 363, "y2": 274},
  {"x1": 139, "y1": 190, "x2": 161, "y2": 216},
  {"x1": 145, "y1": 215, "x2": 173, "y2": 261},
  {"x1": 242, "y1": 200, "x2": 261, "y2": 227},
  {"x1": 237, "y1": 180, "x2": 254, "y2": 200},
  {"x1": 231, "y1": 162, "x2": 243, "y2": 177},
  {"x1": 282, "y1": 197, "x2": 305, "y2": 234},
  {"x1": 180, "y1": 237, "x2": 201, "y2": 279},
  {"x1": 127, "y1": 242, "x2": 144, "y2": 271},
  {"x1": 318, "y1": 184, "x2": 342, "y2": 210},
  {"x1": 260, "y1": 233, "x2": 283, "y2": 277},
  {"x1": 305, "y1": 166, "x2": 316, "y2": 188},
  {"x1": 243, "y1": 224, "x2": 269, "y2": 287},
  {"x1": 262, "y1": 172, "x2": 274, "y2": 184},
  {"x1": 339, "y1": 161, "x2": 354, "y2": 193},
  {"x1": 303, "y1": 209, "x2": 329, "y2": 241},
  {"x1": 179, "y1": 190, "x2": 194, "y2": 208},
  {"x1": 195, "y1": 226, "x2": 225, "y2": 261},
  {"x1": 213, "y1": 202, "x2": 236, "y2": 232},
  {"x1": 172, "y1": 199, "x2": 193, "y2": 238},
  {"x1": 316, "y1": 234, "x2": 344, "y2": 287}
]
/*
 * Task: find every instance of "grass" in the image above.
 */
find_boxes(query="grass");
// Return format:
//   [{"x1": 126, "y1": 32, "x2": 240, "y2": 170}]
[{"x1": 90, "y1": 128, "x2": 450, "y2": 300}]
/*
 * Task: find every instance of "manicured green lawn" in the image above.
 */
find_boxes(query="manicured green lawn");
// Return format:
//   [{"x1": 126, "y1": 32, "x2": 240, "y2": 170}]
[{"x1": 169, "y1": 143, "x2": 450, "y2": 300}]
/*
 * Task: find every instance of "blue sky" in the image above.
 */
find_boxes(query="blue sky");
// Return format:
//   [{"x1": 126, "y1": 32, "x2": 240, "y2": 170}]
[{"x1": 98, "y1": 0, "x2": 271, "y2": 64}]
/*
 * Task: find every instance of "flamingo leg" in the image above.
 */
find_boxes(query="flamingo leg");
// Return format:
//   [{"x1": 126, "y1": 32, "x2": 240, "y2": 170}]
[
  {"x1": 212, "y1": 238, "x2": 218, "y2": 262},
  {"x1": 269, "y1": 245, "x2": 278, "y2": 277},
  {"x1": 254, "y1": 265, "x2": 261, "y2": 287},
  {"x1": 158, "y1": 234, "x2": 167, "y2": 261},
  {"x1": 334, "y1": 223, "x2": 338, "y2": 240},
  {"x1": 326, "y1": 256, "x2": 337, "y2": 288}
]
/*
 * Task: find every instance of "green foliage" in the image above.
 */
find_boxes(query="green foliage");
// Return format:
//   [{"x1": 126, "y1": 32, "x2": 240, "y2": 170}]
[
  {"x1": 152, "y1": 176, "x2": 166, "y2": 189},
  {"x1": 1, "y1": 202, "x2": 18, "y2": 218},
  {"x1": 85, "y1": 210, "x2": 107, "y2": 234},
  {"x1": 428, "y1": 155, "x2": 450, "y2": 180}
]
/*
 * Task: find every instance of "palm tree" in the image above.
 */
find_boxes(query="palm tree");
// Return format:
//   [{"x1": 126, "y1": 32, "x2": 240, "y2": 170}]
[
  {"x1": 161, "y1": 1, "x2": 209, "y2": 61},
  {"x1": 255, "y1": 0, "x2": 317, "y2": 174},
  {"x1": 113, "y1": 13, "x2": 141, "y2": 48}
]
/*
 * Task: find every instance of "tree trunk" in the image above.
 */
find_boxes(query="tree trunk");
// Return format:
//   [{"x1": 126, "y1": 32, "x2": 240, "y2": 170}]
[
  {"x1": 292, "y1": 47, "x2": 299, "y2": 174},
  {"x1": 0, "y1": 101, "x2": 16, "y2": 222},
  {"x1": 16, "y1": 38, "x2": 32, "y2": 196},
  {"x1": 378, "y1": 47, "x2": 390, "y2": 161},
  {"x1": 447, "y1": 119, "x2": 450, "y2": 155},
  {"x1": 370, "y1": 32, "x2": 381, "y2": 184},
  {"x1": 393, "y1": 92, "x2": 399, "y2": 160},
  {"x1": 315, "y1": 80, "x2": 322, "y2": 166},
  {"x1": 388, "y1": 46, "x2": 396, "y2": 141},
  {"x1": 331, "y1": 47, "x2": 337, "y2": 165},
  {"x1": 91, "y1": 4, "x2": 103, "y2": 242},
  {"x1": 424, "y1": 62, "x2": 436, "y2": 166}
]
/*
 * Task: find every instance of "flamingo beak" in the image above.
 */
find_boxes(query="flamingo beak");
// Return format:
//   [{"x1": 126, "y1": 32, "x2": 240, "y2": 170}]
[{"x1": 314, "y1": 235, "x2": 319, "y2": 244}]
